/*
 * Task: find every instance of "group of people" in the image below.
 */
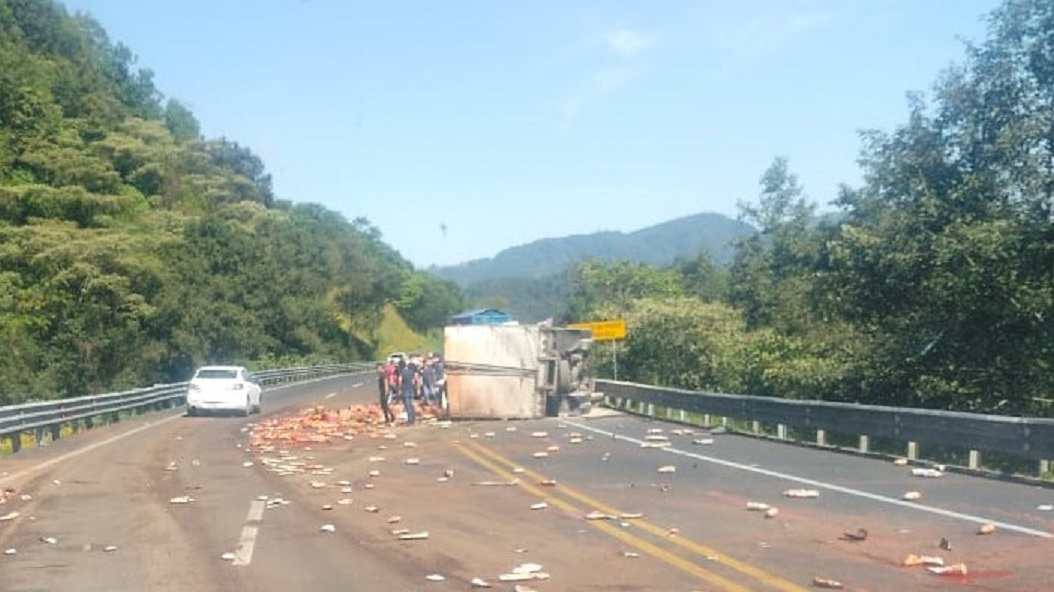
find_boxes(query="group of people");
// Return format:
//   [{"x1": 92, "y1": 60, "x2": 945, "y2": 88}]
[{"x1": 376, "y1": 352, "x2": 446, "y2": 426}]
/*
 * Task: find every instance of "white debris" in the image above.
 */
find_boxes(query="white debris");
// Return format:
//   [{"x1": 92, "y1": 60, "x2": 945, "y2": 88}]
[
  {"x1": 474, "y1": 479, "x2": 520, "y2": 487},
  {"x1": 0, "y1": 511, "x2": 19, "y2": 522},
  {"x1": 320, "y1": 524, "x2": 336, "y2": 533},
  {"x1": 532, "y1": 452, "x2": 549, "y2": 458},
  {"x1": 622, "y1": 551, "x2": 641, "y2": 558},
  {"x1": 368, "y1": 469, "x2": 381, "y2": 477},
  {"x1": 337, "y1": 498, "x2": 353, "y2": 505},
  {"x1": 530, "y1": 502, "x2": 549, "y2": 510},
  {"x1": 3, "y1": 548, "x2": 15, "y2": 556},
  {"x1": 221, "y1": 552, "x2": 237, "y2": 561},
  {"x1": 746, "y1": 502, "x2": 771, "y2": 511},
  {"x1": 470, "y1": 576, "x2": 492, "y2": 587},
  {"x1": 364, "y1": 505, "x2": 379, "y2": 513},
  {"x1": 928, "y1": 563, "x2": 967, "y2": 575},
  {"x1": 903, "y1": 491, "x2": 922, "y2": 501},
  {"x1": 693, "y1": 438, "x2": 715, "y2": 445},
  {"x1": 387, "y1": 516, "x2": 402, "y2": 523},
  {"x1": 169, "y1": 496, "x2": 194, "y2": 504},
  {"x1": 484, "y1": 431, "x2": 495, "y2": 438},
  {"x1": 103, "y1": 545, "x2": 118, "y2": 552},
  {"x1": 657, "y1": 465, "x2": 676, "y2": 474},
  {"x1": 531, "y1": 431, "x2": 548, "y2": 438},
  {"x1": 782, "y1": 489, "x2": 820, "y2": 498},
  {"x1": 242, "y1": 461, "x2": 254, "y2": 468},
  {"x1": 368, "y1": 456, "x2": 385, "y2": 463},
  {"x1": 405, "y1": 458, "x2": 421, "y2": 465},
  {"x1": 619, "y1": 512, "x2": 644, "y2": 519},
  {"x1": 585, "y1": 511, "x2": 613, "y2": 520},
  {"x1": 310, "y1": 481, "x2": 327, "y2": 489},
  {"x1": 764, "y1": 507, "x2": 780, "y2": 518},
  {"x1": 40, "y1": 537, "x2": 57, "y2": 545},
  {"x1": 425, "y1": 574, "x2": 445, "y2": 581},
  {"x1": 1038, "y1": 504, "x2": 1054, "y2": 511},
  {"x1": 398, "y1": 531, "x2": 429, "y2": 540},
  {"x1": 911, "y1": 468, "x2": 943, "y2": 478}
]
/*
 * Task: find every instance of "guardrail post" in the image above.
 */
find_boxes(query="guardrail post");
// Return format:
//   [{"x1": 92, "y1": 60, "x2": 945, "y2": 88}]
[
  {"x1": 646, "y1": 403, "x2": 654, "y2": 417},
  {"x1": 859, "y1": 435, "x2": 869, "y2": 453},
  {"x1": 1041, "y1": 460, "x2": 1051, "y2": 475},
  {"x1": 703, "y1": 414, "x2": 711, "y2": 427},
  {"x1": 34, "y1": 426, "x2": 46, "y2": 447},
  {"x1": 49, "y1": 423, "x2": 61, "y2": 443},
  {"x1": 678, "y1": 409, "x2": 686, "y2": 423},
  {"x1": 816, "y1": 429, "x2": 827, "y2": 446},
  {"x1": 8, "y1": 433, "x2": 21, "y2": 453},
  {"x1": 751, "y1": 421, "x2": 760, "y2": 435},
  {"x1": 907, "y1": 441, "x2": 918, "y2": 460},
  {"x1": 777, "y1": 424, "x2": 787, "y2": 440},
  {"x1": 968, "y1": 450, "x2": 980, "y2": 470}
]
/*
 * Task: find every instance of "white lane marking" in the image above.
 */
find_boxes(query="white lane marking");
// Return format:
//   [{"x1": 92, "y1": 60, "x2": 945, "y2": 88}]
[
  {"x1": 566, "y1": 420, "x2": 1053, "y2": 539},
  {"x1": 324, "y1": 392, "x2": 336, "y2": 399},
  {"x1": 0, "y1": 413, "x2": 182, "y2": 486},
  {"x1": 351, "y1": 382, "x2": 364, "y2": 388},
  {"x1": 246, "y1": 498, "x2": 265, "y2": 522},
  {"x1": 232, "y1": 499, "x2": 266, "y2": 566}
]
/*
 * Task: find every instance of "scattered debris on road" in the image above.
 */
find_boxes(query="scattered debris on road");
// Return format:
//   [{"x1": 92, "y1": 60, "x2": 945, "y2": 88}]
[
  {"x1": 657, "y1": 465, "x2": 676, "y2": 474},
  {"x1": 811, "y1": 576, "x2": 845, "y2": 589},
  {"x1": 169, "y1": 496, "x2": 194, "y2": 504},
  {"x1": 470, "y1": 577, "x2": 492, "y2": 587},
  {"x1": 977, "y1": 522, "x2": 996, "y2": 535},
  {"x1": 839, "y1": 528, "x2": 868, "y2": 542},
  {"x1": 783, "y1": 489, "x2": 820, "y2": 498},
  {"x1": 911, "y1": 468, "x2": 943, "y2": 478},
  {"x1": 320, "y1": 524, "x2": 336, "y2": 533},
  {"x1": 902, "y1": 491, "x2": 922, "y2": 500}
]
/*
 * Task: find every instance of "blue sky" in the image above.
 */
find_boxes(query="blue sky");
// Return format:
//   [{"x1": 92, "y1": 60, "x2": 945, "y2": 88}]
[{"x1": 63, "y1": 0, "x2": 1001, "y2": 268}]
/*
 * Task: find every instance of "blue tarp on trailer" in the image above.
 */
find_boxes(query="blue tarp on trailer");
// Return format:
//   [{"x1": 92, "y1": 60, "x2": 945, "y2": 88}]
[{"x1": 449, "y1": 308, "x2": 516, "y2": 326}]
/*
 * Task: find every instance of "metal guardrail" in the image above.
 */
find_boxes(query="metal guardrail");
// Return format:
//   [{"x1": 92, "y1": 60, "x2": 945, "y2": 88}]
[
  {"x1": 597, "y1": 380, "x2": 1054, "y2": 476},
  {"x1": 0, "y1": 363, "x2": 374, "y2": 453}
]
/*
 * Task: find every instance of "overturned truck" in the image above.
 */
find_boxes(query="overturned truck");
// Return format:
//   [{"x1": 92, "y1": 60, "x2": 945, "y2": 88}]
[{"x1": 443, "y1": 323, "x2": 597, "y2": 419}]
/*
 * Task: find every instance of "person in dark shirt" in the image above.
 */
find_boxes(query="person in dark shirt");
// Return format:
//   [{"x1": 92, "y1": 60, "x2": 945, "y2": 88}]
[
  {"x1": 376, "y1": 363, "x2": 395, "y2": 425},
  {"x1": 399, "y1": 360, "x2": 416, "y2": 425},
  {"x1": 421, "y1": 360, "x2": 437, "y2": 406}
]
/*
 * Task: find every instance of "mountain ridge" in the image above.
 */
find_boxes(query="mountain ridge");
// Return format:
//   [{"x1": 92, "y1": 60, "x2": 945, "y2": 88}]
[{"x1": 429, "y1": 212, "x2": 756, "y2": 286}]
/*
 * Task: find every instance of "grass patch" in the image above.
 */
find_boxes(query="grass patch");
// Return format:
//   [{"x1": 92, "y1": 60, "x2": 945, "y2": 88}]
[{"x1": 373, "y1": 304, "x2": 439, "y2": 357}]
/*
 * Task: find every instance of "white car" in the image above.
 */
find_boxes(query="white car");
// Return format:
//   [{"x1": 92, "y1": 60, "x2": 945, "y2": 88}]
[{"x1": 185, "y1": 365, "x2": 262, "y2": 417}]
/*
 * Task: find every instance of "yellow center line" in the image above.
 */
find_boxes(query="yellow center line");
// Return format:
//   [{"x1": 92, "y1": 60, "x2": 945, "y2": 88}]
[
  {"x1": 454, "y1": 440, "x2": 754, "y2": 592},
  {"x1": 459, "y1": 438, "x2": 810, "y2": 592}
]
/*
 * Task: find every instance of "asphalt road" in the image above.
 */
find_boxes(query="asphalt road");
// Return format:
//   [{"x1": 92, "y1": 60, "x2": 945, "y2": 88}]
[{"x1": 1, "y1": 375, "x2": 1052, "y2": 591}]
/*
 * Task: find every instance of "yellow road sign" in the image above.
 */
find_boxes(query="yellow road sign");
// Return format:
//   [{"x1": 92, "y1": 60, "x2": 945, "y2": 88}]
[{"x1": 568, "y1": 319, "x2": 626, "y2": 341}]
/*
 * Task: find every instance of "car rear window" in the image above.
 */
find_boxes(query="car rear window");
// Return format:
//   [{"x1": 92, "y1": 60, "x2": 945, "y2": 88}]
[{"x1": 196, "y1": 369, "x2": 239, "y2": 379}]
